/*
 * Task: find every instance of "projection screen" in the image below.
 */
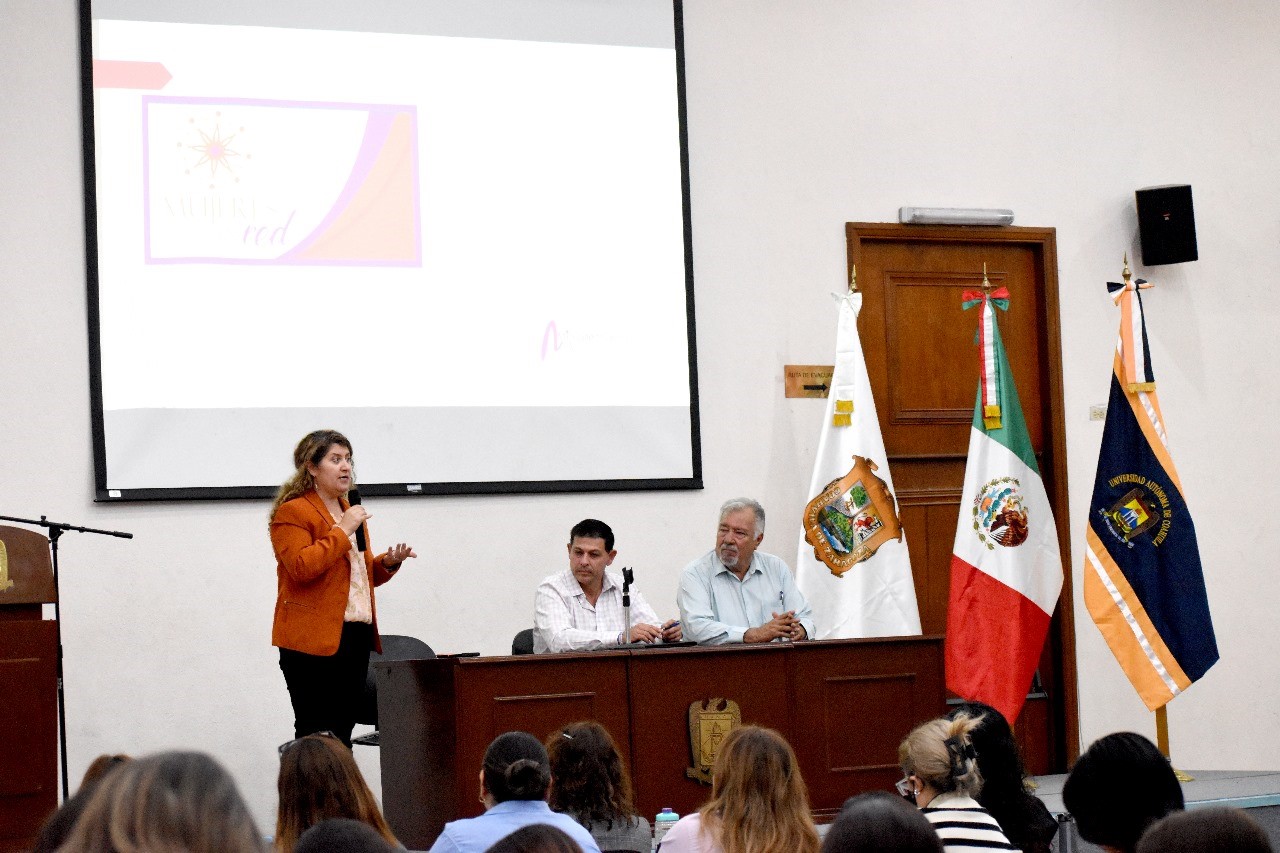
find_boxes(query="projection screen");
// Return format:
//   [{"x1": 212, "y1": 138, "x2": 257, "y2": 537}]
[{"x1": 81, "y1": 0, "x2": 700, "y2": 501}]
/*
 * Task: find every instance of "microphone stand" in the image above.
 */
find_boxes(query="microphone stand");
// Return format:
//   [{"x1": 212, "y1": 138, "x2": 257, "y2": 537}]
[
  {"x1": 621, "y1": 566, "x2": 634, "y2": 644},
  {"x1": 0, "y1": 514, "x2": 133, "y2": 801}
]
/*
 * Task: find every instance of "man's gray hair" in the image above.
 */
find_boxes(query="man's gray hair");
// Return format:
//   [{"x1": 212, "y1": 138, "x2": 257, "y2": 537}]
[{"x1": 718, "y1": 498, "x2": 766, "y2": 536}]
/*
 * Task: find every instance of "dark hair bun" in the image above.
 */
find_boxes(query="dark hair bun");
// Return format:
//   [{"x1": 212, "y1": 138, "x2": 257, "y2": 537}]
[
  {"x1": 504, "y1": 759, "x2": 550, "y2": 799},
  {"x1": 483, "y1": 732, "x2": 551, "y2": 803}
]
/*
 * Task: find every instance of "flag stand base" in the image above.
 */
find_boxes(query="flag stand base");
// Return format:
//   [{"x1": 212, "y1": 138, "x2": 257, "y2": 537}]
[{"x1": 1156, "y1": 705, "x2": 1195, "y2": 782}]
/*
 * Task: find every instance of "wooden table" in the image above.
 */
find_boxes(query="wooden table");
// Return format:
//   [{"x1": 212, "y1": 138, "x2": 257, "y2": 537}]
[{"x1": 376, "y1": 636, "x2": 944, "y2": 849}]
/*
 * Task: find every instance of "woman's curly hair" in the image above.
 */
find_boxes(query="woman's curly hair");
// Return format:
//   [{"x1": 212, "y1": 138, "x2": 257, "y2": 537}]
[{"x1": 546, "y1": 721, "x2": 639, "y2": 831}]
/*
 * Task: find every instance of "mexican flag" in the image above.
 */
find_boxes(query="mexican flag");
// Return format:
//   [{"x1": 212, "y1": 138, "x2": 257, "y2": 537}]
[{"x1": 945, "y1": 286, "x2": 1063, "y2": 723}]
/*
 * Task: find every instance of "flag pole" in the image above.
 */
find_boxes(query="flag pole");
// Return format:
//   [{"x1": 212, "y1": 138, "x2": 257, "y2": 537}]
[
  {"x1": 1155, "y1": 704, "x2": 1194, "y2": 782},
  {"x1": 1155, "y1": 704, "x2": 1170, "y2": 755},
  {"x1": 1126, "y1": 255, "x2": 1192, "y2": 785}
]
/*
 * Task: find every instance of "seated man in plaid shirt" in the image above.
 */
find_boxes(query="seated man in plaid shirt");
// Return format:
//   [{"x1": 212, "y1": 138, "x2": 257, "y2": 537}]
[{"x1": 533, "y1": 518, "x2": 682, "y2": 653}]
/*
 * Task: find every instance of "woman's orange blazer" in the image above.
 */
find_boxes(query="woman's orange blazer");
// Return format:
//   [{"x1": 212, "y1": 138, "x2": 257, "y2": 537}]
[{"x1": 270, "y1": 490, "x2": 398, "y2": 656}]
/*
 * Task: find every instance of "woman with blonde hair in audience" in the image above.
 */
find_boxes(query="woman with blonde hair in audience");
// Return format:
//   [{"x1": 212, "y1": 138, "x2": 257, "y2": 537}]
[
  {"x1": 546, "y1": 721, "x2": 650, "y2": 852},
  {"x1": 658, "y1": 725, "x2": 820, "y2": 853},
  {"x1": 275, "y1": 731, "x2": 399, "y2": 852},
  {"x1": 898, "y1": 713, "x2": 1017, "y2": 853},
  {"x1": 57, "y1": 750, "x2": 263, "y2": 853}
]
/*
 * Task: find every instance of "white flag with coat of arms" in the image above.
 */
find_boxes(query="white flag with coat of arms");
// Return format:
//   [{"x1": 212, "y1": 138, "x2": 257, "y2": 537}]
[{"x1": 795, "y1": 289, "x2": 922, "y2": 638}]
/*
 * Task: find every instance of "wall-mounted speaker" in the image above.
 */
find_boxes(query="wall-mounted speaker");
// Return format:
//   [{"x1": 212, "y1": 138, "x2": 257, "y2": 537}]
[{"x1": 1135, "y1": 184, "x2": 1197, "y2": 265}]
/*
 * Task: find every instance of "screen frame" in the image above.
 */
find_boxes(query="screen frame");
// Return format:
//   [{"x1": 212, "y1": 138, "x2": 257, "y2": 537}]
[{"x1": 78, "y1": 0, "x2": 702, "y2": 502}]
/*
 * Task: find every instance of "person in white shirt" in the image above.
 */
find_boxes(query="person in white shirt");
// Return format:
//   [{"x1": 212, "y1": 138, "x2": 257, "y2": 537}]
[
  {"x1": 534, "y1": 519, "x2": 682, "y2": 653},
  {"x1": 677, "y1": 498, "x2": 815, "y2": 645}
]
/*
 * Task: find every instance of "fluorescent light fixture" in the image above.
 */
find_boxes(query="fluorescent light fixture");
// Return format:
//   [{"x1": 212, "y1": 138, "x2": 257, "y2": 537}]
[{"x1": 899, "y1": 207, "x2": 1015, "y2": 226}]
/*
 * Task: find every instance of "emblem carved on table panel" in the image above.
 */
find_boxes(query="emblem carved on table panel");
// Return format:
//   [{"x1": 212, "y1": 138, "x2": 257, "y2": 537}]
[{"x1": 685, "y1": 698, "x2": 741, "y2": 785}]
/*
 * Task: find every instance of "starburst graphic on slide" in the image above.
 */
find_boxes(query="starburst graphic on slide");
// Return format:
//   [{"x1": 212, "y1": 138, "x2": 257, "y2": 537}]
[{"x1": 182, "y1": 112, "x2": 248, "y2": 187}]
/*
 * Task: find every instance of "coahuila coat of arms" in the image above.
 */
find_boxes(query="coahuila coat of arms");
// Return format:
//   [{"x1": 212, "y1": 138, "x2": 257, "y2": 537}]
[
  {"x1": 802, "y1": 455, "x2": 903, "y2": 578},
  {"x1": 685, "y1": 698, "x2": 741, "y2": 785}
]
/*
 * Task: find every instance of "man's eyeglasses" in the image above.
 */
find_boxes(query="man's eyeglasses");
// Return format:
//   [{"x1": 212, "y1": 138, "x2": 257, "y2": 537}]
[{"x1": 278, "y1": 730, "x2": 338, "y2": 755}]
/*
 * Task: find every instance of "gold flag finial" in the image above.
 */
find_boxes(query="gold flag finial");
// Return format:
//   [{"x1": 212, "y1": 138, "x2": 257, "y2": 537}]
[
  {"x1": 849, "y1": 264, "x2": 858, "y2": 293},
  {"x1": 1122, "y1": 253, "x2": 1132, "y2": 284},
  {"x1": 982, "y1": 262, "x2": 992, "y2": 291}
]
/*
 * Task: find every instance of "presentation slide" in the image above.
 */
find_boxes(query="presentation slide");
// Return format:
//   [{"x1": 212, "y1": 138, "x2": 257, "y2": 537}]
[{"x1": 84, "y1": 1, "x2": 699, "y2": 497}]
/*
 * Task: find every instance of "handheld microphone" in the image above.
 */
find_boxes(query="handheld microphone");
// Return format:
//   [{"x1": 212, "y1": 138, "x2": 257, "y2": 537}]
[{"x1": 348, "y1": 488, "x2": 367, "y2": 552}]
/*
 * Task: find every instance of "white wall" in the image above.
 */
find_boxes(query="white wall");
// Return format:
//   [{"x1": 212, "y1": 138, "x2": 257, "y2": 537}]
[{"x1": 4, "y1": 0, "x2": 1279, "y2": 832}]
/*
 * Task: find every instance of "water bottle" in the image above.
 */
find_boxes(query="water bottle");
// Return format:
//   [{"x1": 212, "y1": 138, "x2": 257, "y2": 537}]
[{"x1": 652, "y1": 807, "x2": 679, "y2": 851}]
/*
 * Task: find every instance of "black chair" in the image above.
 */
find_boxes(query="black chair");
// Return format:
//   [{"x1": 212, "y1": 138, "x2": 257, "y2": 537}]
[
  {"x1": 352, "y1": 634, "x2": 434, "y2": 747},
  {"x1": 511, "y1": 628, "x2": 535, "y2": 655}
]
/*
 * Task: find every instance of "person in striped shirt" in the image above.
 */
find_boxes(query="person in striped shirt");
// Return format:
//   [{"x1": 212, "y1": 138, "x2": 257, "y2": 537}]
[{"x1": 897, "y1": 713, "x2": 1018, "y2": 853}]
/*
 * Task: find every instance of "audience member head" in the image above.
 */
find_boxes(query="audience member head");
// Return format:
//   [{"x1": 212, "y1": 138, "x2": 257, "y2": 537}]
[
  {"x1": 1062, "y1": 732, "x2": 1183, "y2": 853},
  {"x1": 821, "y1": 791, "x2": 943, "y2": 853},
  {"x1": 899, "y1": 713, "x2": 984, "y2": 804},
  {"x1": 486, "y1": 823, "x2": 586, "y2": 853},
  {"x1": 948, "y1": 703, "x2": 1022, "y2": 794},
  {"x1": 948, "y1": 702, "x2": 1054, "y2": 851},
  {"x1": 569, "y1": 518, "x2": 615, "y2": 552},
  {"x1": 295, "y1": 817, "x2": 398, "y2": 853},
  {"x1": 80, "y1": 753, "x2": 132, "y2": 789},
  {"x1": 1135, "y1": 806, "x2": 1273, "y2": 853},
  {"x1": 483, "y1": 731, "x2": 553, "y2": 806},
  {"x1": 57, "y1": 750, "x2": 262, "y2": 853},
  {"x1": 276, "y1": 731, "x2": 399, "y2": 852},
  {"x1": 700, "y1": 725, "x2": 821, "y2": 853},
  {"x1": 33, "y1": 755, "x2": 132, "y2": 853},
  {"x1": 546, "y1": 721, "x2": 638, "y2": 829}
]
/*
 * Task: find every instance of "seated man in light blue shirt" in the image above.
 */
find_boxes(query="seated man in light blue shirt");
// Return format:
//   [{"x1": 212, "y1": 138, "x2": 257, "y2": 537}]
[{"x1": 677, "y1": 497, "x2": 816, "y2": 644}]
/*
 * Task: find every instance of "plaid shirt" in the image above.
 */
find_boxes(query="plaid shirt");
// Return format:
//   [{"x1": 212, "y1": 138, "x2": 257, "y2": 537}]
[{"x1": 533, "y1": 567, "x2": 664, "y2": 653}]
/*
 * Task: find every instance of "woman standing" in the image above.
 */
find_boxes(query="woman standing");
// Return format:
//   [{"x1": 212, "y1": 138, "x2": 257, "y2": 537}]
[
  {"x1": 898, "y1": 714, "x2": 1018, "y2": 853},
  {"x1": 270, "y1": 429, "x2": 415, "y2": 746},
  {"x1": 658, "y1": 725, "x2": 820, "y2": 853}
]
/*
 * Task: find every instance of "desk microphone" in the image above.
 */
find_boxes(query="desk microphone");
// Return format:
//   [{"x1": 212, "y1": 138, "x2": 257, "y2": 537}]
[
  {"x1": 622, "y1": 567, "x2": 634, "y2": 643},
  {"x1": 348, "y1": 488, "x2": 367, "y2": 552}
]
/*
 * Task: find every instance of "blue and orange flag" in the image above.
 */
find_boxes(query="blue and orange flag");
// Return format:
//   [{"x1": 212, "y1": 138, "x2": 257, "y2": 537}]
[{"x1": 1083, "y1": 268, "x2": 1218, "y2": 710}]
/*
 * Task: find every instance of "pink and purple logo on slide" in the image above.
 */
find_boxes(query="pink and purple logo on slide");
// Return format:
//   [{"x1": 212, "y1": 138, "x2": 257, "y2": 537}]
[{"x1": 142, "y1": 96, "x2": 421, "y2": 266}]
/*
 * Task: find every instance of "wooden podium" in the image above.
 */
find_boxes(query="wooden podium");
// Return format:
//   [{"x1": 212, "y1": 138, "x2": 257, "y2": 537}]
[
  {"x1": 375, "y1": 636, "x2": 944, "y2": 850},
  {"x1": 0, "y1": 526, "x2": 59, "y2": 853}
]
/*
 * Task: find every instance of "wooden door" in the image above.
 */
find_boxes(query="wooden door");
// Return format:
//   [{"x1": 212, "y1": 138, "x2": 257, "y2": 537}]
[{"x1": 847, "y1": 224, "x2": 1078, "y2": 774}]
